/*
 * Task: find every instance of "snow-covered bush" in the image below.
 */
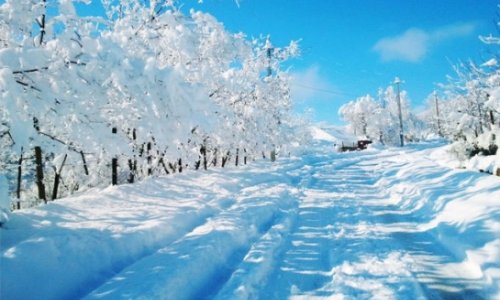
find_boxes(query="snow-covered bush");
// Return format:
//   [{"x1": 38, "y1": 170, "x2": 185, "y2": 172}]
[{"x1": 419, "y1": 22, "x2": 499, "y2": 174}]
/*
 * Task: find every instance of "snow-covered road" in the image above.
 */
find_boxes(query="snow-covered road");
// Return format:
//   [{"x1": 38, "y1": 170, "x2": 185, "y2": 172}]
[{"x1": 2, "y1": 143, "x2": 499, "y2": 299}]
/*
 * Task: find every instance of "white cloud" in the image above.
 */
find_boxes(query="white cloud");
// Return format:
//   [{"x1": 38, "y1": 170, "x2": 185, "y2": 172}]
[
  {"x1": 373, "y1": 23, "x2": 477, "y2": 63},
  {"x1": 290, "y1": 65, "x2": 340, "y2": 102},
  {"x1": 432, "y1": 23, "x2": 476, "y2": 40},
  {"x1": 373, "y1": 28, "x2": 429, "y2": 62}
]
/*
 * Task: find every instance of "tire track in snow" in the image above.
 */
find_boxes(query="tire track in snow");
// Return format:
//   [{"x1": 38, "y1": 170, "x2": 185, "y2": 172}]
[
  {"x1": 252, "y1": 150, "x2": 431, "y2": 299},
  {"x1": 83, "y1": 174, "x2": 301, "y2": 300},
  {"x1": 212, "y1": 152, "x2": 382, "y2": 299}
]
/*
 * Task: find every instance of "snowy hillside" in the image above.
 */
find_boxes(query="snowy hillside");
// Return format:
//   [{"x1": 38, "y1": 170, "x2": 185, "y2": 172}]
[
  {"x1": 1, "y1": 140, "x2": 499, "y2": 300},
  {"x1": 309, "y1": 124, "x2": 357, "y2": 146}
]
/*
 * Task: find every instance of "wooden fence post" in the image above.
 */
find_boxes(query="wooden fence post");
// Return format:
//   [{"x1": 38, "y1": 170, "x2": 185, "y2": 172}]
[{"x1": 34, "y1": 146, "x2": 46, "y2": 203}]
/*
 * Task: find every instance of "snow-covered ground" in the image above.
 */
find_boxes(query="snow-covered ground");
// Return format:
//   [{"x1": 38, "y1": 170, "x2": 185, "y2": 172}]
[{"x1": 1, "y1": 132, "x2": 499, "y2": 300}]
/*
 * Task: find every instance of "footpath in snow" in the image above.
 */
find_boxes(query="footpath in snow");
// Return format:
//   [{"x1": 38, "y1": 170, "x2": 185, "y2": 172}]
[{"x1": 1, "y1": 140, "x2": 499, "y2": 300}]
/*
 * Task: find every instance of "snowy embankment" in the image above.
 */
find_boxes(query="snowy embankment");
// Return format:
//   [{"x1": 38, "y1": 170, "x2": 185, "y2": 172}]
[{"x1": 1, "y1": 128, "x2": 499, "y2": 299}]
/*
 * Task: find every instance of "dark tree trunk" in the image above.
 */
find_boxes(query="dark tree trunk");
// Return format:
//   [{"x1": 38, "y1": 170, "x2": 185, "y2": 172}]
[
  {"x1": 159, "y1": 157, "x2": 170, "y2": 175},
  {"x1": 80, "y1": 151, "x2": 89, "y2": 176},
  {"x1": 16, "y1": 148, "x2": 23, "y2": 209},
  {"x1": 112, "y1": 158, "x2": 118, "y2": 185},
  {"x1": 168, "y1": 162, "x2": 176, "y2": 173},
  {"x1": 128, "y1": 159, "x2": 135, "y2": 183},
  {"x1": 112, "y1": 127, "x2": 118, "y2": 185},
  {"x1": 212, "y1": 148, "x2": 218, "y2": 167},
  {"x1": 52, "y1": 154, "x2": 67, "y2": 200},
  {"x1": 178, "y1": 158, "x2": 183, "y2": 173},
  {"x1": 201, "y1": 146, "x2": 207, "y2": 170},
  {"x1": 38, "y1": 0, "x2": 47, "y2": 45},
  {"x1": 34, "y1": 146, "x2": 46, "y2": 203},
  {"x1": 235, "y1": 148, "x2": 239, "y2": 166},
  {"x1": 147, "y1": 142, "x2": 152, "y2": 176},
  {"x1": 221, "y1": 151, "x2": 230, "y2": 168}
]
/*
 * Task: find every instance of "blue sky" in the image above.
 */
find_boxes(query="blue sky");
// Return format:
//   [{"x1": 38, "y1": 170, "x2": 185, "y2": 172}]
[{"x1": 183, "y1": 0, "x2": 499, "y2": 124}]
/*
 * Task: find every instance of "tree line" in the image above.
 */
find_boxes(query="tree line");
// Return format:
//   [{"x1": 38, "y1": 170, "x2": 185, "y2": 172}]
[
  {"x1": 340, "y1": 26, "x2": 499, "y2": 164},
  {"x1": 0, "y1": 0, "x2": 309, "y2": 214}
]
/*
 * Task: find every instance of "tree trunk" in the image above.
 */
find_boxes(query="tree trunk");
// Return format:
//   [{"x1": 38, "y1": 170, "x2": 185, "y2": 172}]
[
  {"x1": 202, "y1": 146, "x2": 207, "y2": 170},
  {"x1": 159, "y1": 157, "x2": 170, "y2": 175},
  {"x1": 178, "y1": 158, "x2": 183, "y2": 173},
  {"x1": 147, "y1": 142, "x2": 152, "y2": 176},
  {"x1": 112, "y1": 127, "x2": 118, "y2": 185},
  {"x1": 235, "y1": 148, "x2": 239, "y2": 166},
  {"x1": 80, "y1": 151, "x2": 89, "y2": 176},
  {"x1": 34, "y1": 146, "x2": 46, "y2": 203},
  {"x1": 221, "y1": 151, "x2": 230, "y2": 168},
  {"x1": 16, "y1": 148, "x2": 23, "y2": 209},
  {"x1": 52, "y1": 154, "x2": 67, "y2": 200},
  {"x1": 212, "y1": 148, "x2": 218, "y2": 167},
  {"x1": 38, "y1": 0, "x2": 47, "y2": 45},
  {"x1": 112, "y1": 158, "x2": 118, "y2": 185},
  {"x1": 128, "y1": 158, "x2": 135, "y2": 183}
]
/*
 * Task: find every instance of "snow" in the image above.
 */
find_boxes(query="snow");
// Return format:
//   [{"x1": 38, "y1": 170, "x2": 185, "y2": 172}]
[
  {"x1": 309, "y1": 124, "x2": 358, "y2": 147},
  {"x1": 482, "y1": 58, "x2": 498, "y2": 67},
  {"x1": 0, "y1": 174, "x2": 10, "y2": 225},
  {"x1": 1, "y1": 136, "x2": 499, "y2": 300}
]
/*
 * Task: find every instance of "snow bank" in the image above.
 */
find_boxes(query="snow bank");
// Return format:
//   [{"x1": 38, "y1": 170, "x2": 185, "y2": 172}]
[
  {"x1": 85, "y1": 183, "x2": 300, "y2": 300},
  {"x1": 0, "y1": 174, "x2": 10, "y2": 225},
  {"x1": 1, "y1": 174, "x2": 223, "y2": 299}
]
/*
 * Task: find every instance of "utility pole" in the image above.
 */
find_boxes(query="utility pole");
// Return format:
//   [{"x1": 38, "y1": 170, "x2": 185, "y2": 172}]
[
  {"x1": 394, "y1": 77, "x2": 404, "y2": 147},
  {"x1": 475, "y1": 92, "x2": 484, "y2": 134},
  {"x1": 433, "y1": 91, "x2": 442, "y2": 137},
  {"x1": 266, "y1": 41, "x2": 273, "y2": 77},
  {"x1": 377, "y1": 88, "x2": 385, "y2": 144},
  {"x1": 266, "y1": 39, "x2": 276, "y2": 162}
]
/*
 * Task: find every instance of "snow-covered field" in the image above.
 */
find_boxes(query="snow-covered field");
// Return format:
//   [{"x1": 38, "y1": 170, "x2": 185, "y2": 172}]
[{"x1": 1, "y1": 132, "x2": 499, "y2": 300}]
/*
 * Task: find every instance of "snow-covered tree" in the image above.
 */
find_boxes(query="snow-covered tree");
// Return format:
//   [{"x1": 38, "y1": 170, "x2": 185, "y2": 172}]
[
  {"x1": 339, "y1": 84, "x2": 424, "y2": 145},
  {"x1": 0, "y1": 0, "x2": 305, "y2": 211}
]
